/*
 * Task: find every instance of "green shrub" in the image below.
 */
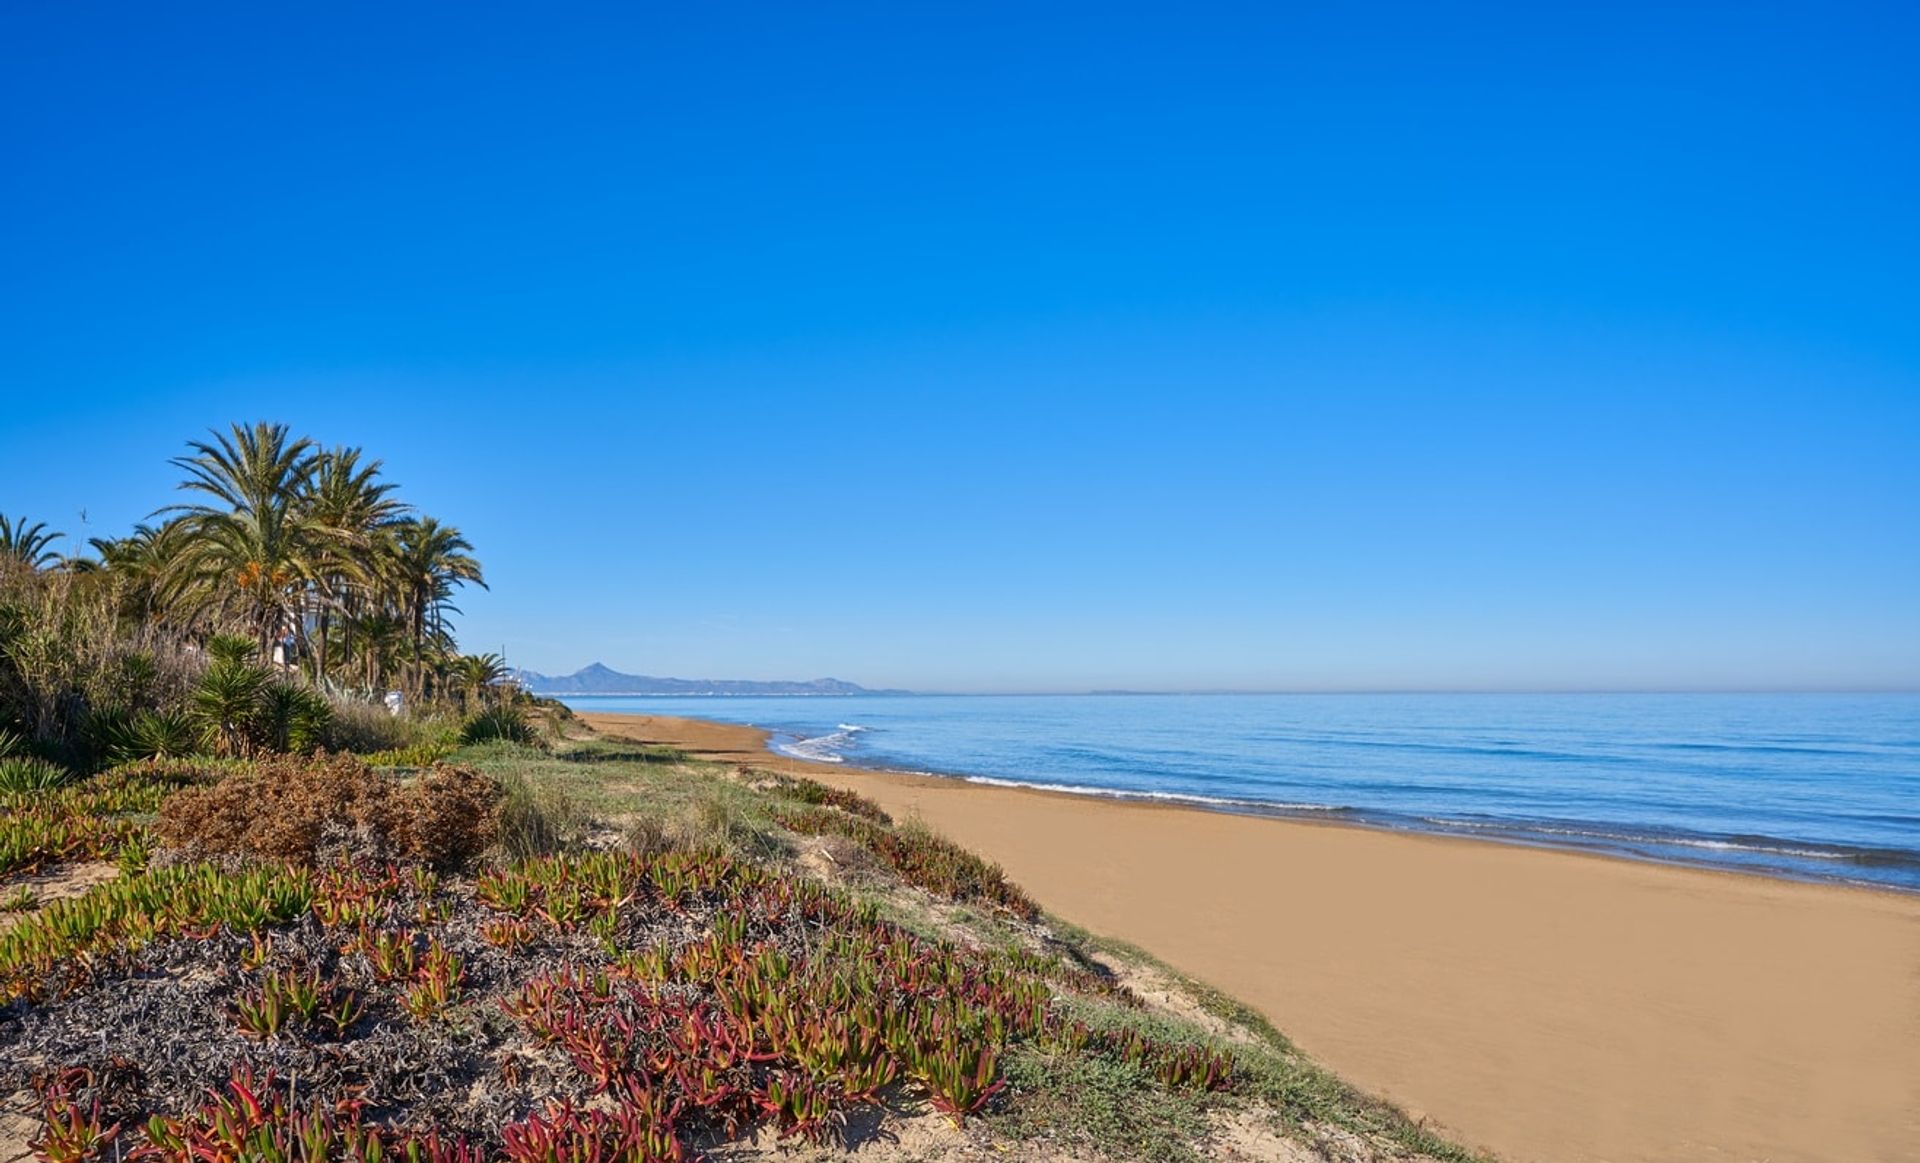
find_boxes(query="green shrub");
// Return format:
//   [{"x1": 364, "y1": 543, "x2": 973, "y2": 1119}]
[
  {"x1": 99, "y1": 649, "x2": 161, "y2": 710},
  {"x1": 776, "y1": 806, "x2": 1040, "y2": 920},
  {"x1": 462, "y1": 705, "x2": 537, "y2": 746},
  {"x1": 131, "y1": 707, "x2": 201, "y2": 759},
  {"x1": 79, "y1": 704, "x2": 142, "y2": 766},
  {"x1": 759, "y1": 769, "x2": 892, "y2": 822},
  {"x1": 995, "y1": 1046, "x2": 1212, "y2": 1162},
  {"x1": 191, "y1": 658, "x2": 270, "y2": 756},
  {"x1": 257, "y1": 682, "x2": 332, "y2": 753},
  {"x1": 682, "y1": 792, "x2": 785, "y2": 860},
  {"x1": 81, "y1": 704, "x2": 204, "y2": 767},
  {"x1": 0, "y1": 756, "x2": 73, "y2": 793},
  {"x1": 203, "y1": 633, "x2": 257, "y2": 668}
]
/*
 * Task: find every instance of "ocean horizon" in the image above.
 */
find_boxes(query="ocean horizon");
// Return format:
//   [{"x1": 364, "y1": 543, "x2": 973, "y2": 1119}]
[{"x1": 561, "y1": 691, "x2": 1920, "y2": 893}]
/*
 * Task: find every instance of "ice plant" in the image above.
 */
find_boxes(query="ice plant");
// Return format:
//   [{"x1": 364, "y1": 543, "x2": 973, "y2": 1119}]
[
  {"x1": 475, "y1": 869, "x2": 532, "y2": 913},
  {"x1": 32, "y1": 1069, "x2": 122, "y2": 1163},
  {"x1": 500, "y1": 1099, "x2": 683, "y2": 1163},
  {"x1": 480, "y1": 917, "x2": 535, "y2": 950},
  {"x1": 403, "y1": 941, "x2": 464, "y2": 1020},
  {"x1": 757, "y1": 1071, "x2": 842, "y2": 1145}
]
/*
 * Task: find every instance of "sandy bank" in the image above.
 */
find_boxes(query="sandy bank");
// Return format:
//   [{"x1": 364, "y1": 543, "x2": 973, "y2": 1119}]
[{"x1": 578, "y1": 710, "x2": 1920, "y2": 1163}]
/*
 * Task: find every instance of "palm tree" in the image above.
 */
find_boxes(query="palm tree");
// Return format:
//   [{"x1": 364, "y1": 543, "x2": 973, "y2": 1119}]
[
  {"x1": 89, "y1": 519, "x2": 193, "y2": 627},
  {"x1": 161, "y1": 422, "x2": 320, "y2": 661},
  {"x1": 391, "y1": 517, "x2": 485, "y2": 702},
  {"x1": 300, "y1": 446, "x2": 410, "y2": 689},
  {"x1": 343, "y1": 609, "x2": 410, "y2": 693},
  {"x1": 450, "y1": 651, "x2": 509, "y2": 710},
  {"x1": 0, "y1": 515, "x2": 63, "y2": 568}
]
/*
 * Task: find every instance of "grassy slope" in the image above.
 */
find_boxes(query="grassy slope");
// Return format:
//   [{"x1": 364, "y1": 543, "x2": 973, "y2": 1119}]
[{"x1": 460, "y1": 733, "x2": 1483, "y2": 1163}]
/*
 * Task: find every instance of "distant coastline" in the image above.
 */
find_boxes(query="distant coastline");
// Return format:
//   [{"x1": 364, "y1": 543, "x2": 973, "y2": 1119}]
[
  {"x1": 560, "y1": 691, "x2": 887, "y2": 698},
  {"x1": 516, "y1": 662, "x2": 908, "y2": 698}
]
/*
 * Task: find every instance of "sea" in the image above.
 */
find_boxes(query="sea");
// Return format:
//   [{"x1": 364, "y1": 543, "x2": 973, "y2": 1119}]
[{"x1": 558, "y1": 693, "x2": 1920, "y2": 893}]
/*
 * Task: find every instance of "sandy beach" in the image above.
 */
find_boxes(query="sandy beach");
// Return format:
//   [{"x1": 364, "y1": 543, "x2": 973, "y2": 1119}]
[{"x1": 581, "y1": 710, "x2": 1920, "y2": 1163}]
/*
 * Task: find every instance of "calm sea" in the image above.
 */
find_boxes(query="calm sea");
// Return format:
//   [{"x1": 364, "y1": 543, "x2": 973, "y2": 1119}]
[{"x1": 559, "y1": 693, "x2": 1920, "y2": 893}]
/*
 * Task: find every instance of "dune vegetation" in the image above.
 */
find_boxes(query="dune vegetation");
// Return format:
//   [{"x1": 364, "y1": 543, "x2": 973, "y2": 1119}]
[
  {"x1": 0, "y1": 425, "x2": 1476, "y2": 1162},
  {"x1": 0, "y1": 420, "x2": 520, "y2": 784}
]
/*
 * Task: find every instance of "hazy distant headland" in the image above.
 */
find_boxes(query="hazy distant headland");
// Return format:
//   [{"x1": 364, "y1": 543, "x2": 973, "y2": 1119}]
[{"x1": 517, "y1": 661, "x2": 908, "y2": 697}]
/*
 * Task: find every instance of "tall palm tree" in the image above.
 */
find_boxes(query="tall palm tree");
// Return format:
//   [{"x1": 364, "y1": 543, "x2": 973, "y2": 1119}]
[
  {"x1": 161, "y1": 422, "x2": 320, "y2": 661},
  {"x1": 343, "y1": 609, "x2": 410, "y2": 693},
  {"x1": 0, "y1": 515, "x2": 63, "y2": 569},
  {"x1": 390, "y1": 517, "x2": 485, "y2": 701},
  {"x1": 300, "y1": 446, "x2": 410, "y2": 688}
]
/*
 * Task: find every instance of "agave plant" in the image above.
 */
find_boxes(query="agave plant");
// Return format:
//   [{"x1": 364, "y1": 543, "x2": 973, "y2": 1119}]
[
  {"x1": 131, "y1": 708, "x2": 200, "y2": 759},
  {"x1": 203, "y1": 632, "x2": 258, "y2": 668},
  {"x1": 79, "y1": 706, "x2": 142, "y2": 767},
  {"x1": 255, "y1": 682, "x2": 332, "y2": 753},
  {"x1": 81, "y1": 705, "x2": 202, "y2": 766},
  {"x1": 462, "y1": 704, "x2": 535, "y2": 745},
  {"x1": 191, "y1": 659, "x2": 270, "y2": 757},
  {"x1": 0, "y1": 757, "x2": 71, "y2": 794}
]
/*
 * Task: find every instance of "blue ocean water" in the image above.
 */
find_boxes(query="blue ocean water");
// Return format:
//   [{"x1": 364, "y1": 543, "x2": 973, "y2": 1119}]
[{"x1": 560, "y1": 693, "x2": 1920, "y2": 893}]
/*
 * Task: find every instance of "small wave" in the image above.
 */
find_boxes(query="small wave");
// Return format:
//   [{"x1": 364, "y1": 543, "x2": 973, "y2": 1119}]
[
  {"x1": 958, "y1": 774, "x2": 1348, "y2": 814},
  {"x1": 774, "y1": 725, "x2": 867, "y2": 764},
  {"x1": 1660, "y1": 837, "x2": 1856, "y2": 860},
  {"x1": 776, "y1": 741, "x2": 845, "y2": 763},
  {"x1": 1417, "y1": 818, "x2": 1920, "y2": 869}
]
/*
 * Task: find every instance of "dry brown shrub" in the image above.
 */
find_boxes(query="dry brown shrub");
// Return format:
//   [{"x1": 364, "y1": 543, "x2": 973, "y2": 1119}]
[
  {"x1": 156, "y1": 753, "x2": 502, "y2": 869},
  {"x1": 389, "y1": 764, "x2": 505, "y2": 869}
]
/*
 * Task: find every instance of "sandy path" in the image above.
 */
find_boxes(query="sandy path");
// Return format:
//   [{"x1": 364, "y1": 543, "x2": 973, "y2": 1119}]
[{"x1": 580, "y1": 711, "x2": 1920, "y2": 1163}]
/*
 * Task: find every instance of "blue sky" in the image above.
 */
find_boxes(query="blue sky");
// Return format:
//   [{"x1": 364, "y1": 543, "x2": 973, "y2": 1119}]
[{"x1": 2, "y1": 3, "x2": 1915, "y2": 691}]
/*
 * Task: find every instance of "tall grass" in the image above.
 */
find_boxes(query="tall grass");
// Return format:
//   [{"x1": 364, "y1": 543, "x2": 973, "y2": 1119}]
[{"x1": 495, "y1": 773, "x2": 590, "y2": 860}]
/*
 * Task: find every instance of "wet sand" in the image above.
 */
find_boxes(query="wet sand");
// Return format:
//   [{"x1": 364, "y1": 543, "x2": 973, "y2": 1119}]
[{"x1": 580, "y1": 710, "x2": 1920, "y2": 1163}]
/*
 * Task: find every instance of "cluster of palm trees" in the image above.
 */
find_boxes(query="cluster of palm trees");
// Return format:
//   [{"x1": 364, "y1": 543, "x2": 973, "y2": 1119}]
[{"x1": 3, "y1": 421, "x2": 494, "y2": 706}]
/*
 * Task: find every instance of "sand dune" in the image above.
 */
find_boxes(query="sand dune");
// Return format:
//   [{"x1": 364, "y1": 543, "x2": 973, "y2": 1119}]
[{"x1": 580, "y1": 711, "x2": 1920, "y2": 1163}]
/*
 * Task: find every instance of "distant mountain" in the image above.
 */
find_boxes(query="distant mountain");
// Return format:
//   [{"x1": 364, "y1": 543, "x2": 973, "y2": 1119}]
[{"x1": 516, "y1": 663, "x2": 899, "y2": 697}]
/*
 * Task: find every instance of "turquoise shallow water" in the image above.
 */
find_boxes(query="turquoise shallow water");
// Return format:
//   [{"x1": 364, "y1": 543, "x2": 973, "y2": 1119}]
[{"x1": 560, "y1": 693, "x2": 1920, "y2": 892}]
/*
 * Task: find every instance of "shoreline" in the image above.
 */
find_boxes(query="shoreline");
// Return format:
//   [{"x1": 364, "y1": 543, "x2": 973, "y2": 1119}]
[
  {"x1": 580, "y1": 709, "x2": 1920, "y2": 1163},
  {"x1": 763, "y1": 730, "x2": 1920, "y2": 898},
  {"x1": 566, "y1": 693, "x2": 1920, "y2": 896}
]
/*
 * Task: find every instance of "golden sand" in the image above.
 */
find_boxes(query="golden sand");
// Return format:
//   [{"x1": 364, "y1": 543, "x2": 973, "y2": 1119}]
[{"x1": 581, "y1": 710, "x2": 1920, "y2": 1163}]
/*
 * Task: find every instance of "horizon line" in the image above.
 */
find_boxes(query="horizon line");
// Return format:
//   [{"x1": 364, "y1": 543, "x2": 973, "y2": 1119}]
[{"x1": 548, "y1": 686, "x2": 1920, "y2": 697}]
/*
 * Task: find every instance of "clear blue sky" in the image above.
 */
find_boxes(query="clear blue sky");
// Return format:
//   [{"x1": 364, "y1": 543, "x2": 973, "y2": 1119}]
[{"x1": 3, "y1": 3, "x2": 1915, "y2": 692}]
